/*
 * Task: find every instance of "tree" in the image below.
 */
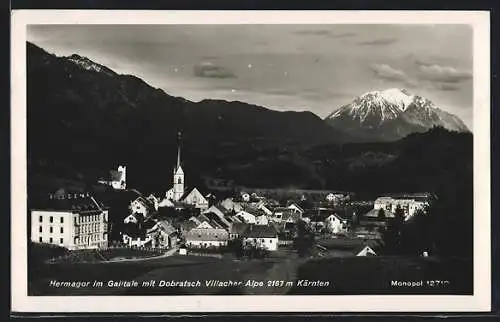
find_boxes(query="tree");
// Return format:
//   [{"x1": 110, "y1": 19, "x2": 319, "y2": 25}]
[
  {"x1": 382, "y1": 205, "x2": 405, "y2": 255},
  {"x1": 293, "y1": 220, "x2": 314, "y2": 257},
  {"x1": 228, "y1": 237, "x2": 244, "y2": 258},
  {"x1": 377, "y1": 208, "x2": 385, "y2": 220}
]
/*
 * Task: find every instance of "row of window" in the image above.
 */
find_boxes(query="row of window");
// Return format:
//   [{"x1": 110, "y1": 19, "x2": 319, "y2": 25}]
[
  {"x1": 253, "y1": 238, "x2": 273, "y2": 244},
  {"x1": 39, "y1": 237, "x2": 64, "y2": 244},
  {"x1": 78, "y1": 234, "x2": 102, "y2": 244},
  {"x1": 76, "y1": 214, "x2": 102, "y2": 223},
  {"x1": 39, "y1": 226, "x2": 64, "y2": 233},
  {"x1": 79, "y1": 223, "x2": 102, "y2": 234},
  {"x1": 39, "y1": 215, "x2": 64, "y2": 223},
  {"x1": 38, "y1": 214, "x2": 104, "y2": 225}
]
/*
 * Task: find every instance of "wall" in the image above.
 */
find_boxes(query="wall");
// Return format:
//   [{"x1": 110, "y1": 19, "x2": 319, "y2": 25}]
[{"x1": 31, "y1": 210, "x2": 75, "y2": 249}]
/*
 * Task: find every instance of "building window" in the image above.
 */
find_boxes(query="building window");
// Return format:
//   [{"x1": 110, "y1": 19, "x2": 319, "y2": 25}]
[
  {"x1": 60, "y1": 238, "x2": 64, "y2": 244},
  {"x1": 39, "y1": 215, "x2": 43, "y2": 223},
  {"x1": 49, "y1": 216, "x2": 53, "y2": 223},
  {"x1": 60, "y1": 217, "x2": 64, "y2": 223},
  {"x1": 49, "y1": 237, "x2": 53, "y2": 243},
  {"x1": 39, "y1": 237, "x2": 42, "y2": 242},
  {"x1": 49, "y1": 227, "x2": 53, "y2": 233},
  {"x1": 39, "y1": 226, "x2": 42, "y2": 233},
  {"x1": 60, "y1": 227, "x2": 64, "y2": 234}
]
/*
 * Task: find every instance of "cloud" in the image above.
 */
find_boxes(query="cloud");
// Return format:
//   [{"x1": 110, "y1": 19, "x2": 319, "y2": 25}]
[
  {"x1": 415, "y1": 60, "x2": 472, "y2": 83},
  {"x1": 293, "y1": 30, "x2": 357, "y2": 40},
  {"x1": 371, "y1": 64, "x2": 409, "y2": 82},
  {"x1": 329, "y1": 32, "x2": 357, "y2": 39},
  {"x1": 193, "y1": 61, "x2": 236, "y2": 79},
  {"x1": 358, "y1": 38, "x2": 398, "y2": 46},
  {"x1": 293, "y1": 29, "x2": 332, "y2": 36},
  {"x1": 431, "y1": 82, "x2": 461, "y2": 91}
]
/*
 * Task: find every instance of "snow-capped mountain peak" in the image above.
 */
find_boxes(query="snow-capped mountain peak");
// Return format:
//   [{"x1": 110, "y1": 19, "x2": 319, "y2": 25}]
[
  {"x1": 358, "y1": 88, "x2": 414, "y2": 111},
  {"x1": 67, "y1": 54, "x2": 117, "y2": 76},
  {"x1": 325, "y1": 88, "x2": 469, "y2": 141}
]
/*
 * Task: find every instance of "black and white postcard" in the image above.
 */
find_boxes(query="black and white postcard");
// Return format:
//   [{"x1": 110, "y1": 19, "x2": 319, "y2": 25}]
[{"x1": 11, "y1": 10, "x2": 491, "y2": 313}]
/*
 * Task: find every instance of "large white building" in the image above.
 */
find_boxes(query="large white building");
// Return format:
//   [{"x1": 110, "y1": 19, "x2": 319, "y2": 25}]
[
  {"x1": 373, "y1": 193, "x2": 432, "y2": 219},
  {"x1": 31, "y1": 193, "x2": 109, "y2": 250}
]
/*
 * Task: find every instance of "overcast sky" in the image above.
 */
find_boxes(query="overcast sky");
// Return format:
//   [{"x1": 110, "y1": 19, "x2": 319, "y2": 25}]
[{"x1": 27, "y1": 24, "x2": 473, "y2": 128}]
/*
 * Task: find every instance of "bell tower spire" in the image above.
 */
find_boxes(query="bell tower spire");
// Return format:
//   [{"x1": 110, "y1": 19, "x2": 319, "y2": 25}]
[
  {"x1": 173, "y1": 131, "x2": 185, "y2": 201},
  {"x1": 176, "y1": 131, "x2": 181, "y2": 170}
]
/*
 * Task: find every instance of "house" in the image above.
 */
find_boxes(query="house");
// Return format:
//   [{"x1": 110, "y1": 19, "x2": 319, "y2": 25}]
[
  {"x1": 229, "y1": 222, "x2": 250, "y2": 240},
  {"x1": 180, "y1": 218, "x2": 199, "y2": 235},
  {"x1": 255, "y1": 214, "x2": 269, "y2": 226},
  {"x1": 325, "y1": 192, "x2": 347, "y2": 204},
  {"x1": 180, "y1": 188, "x2": 209, "y2": 210},
  {"x1": 373, "y1": 193, "x2": 431, "y2": 220},
  {"x1": 354, "y1": 245, "x2": 377, "y2": 257},
  {"x1": 220, "y1": 198, "x2": 243, "y2": 213},
  {"x1": 282, "y1": 210, "x2": 301, "y2": 223},
  {"x1": 158, "y1": 197, "x2": 175, "y2": 208},
  {"x1": 184, "y1": 227, "x2": 229, "y2": 248},
  {"x1": 287, "y1": 202, "x2": 304, "y2": 215},
  {"x1": 257, "y1": 203, "x2": 273, "y2": 216},
  {"x1": 272, "y1": 208, "x2": 297, "y2": 223},
  {"x1": 121, "y1": 221, "x2": 156, "y2": 248},
  {"x1": 146, "y1": 194, "x2": 159, "y2": 211},
  {"x1": 123, "y1": 212, "x2": 144, "y2": 225},
  {"x1": 129, "y1": 197, "x2": 155, "y2": 217},
  {"x1": 251, "y1": 192, "x2": 265, "y2": 201},
  {"x1": 98, "y1": 165, "x2": 126, "y2": 190},
  {"x1": 242, "y1": 225, "x2": 278, "y2": 251},
  {"x1": 30, "y1": 192, "x2": 109, "y2": 250},
  {"x1": 146, "y1": 220, "x2": 178, "y2": 249},
  {"x1": 324, "y1": 213, "x2": 348, "y2": 234},
  {"x1": 240, "y1": 191, "x2": 251, "y2": 202},
  {"x1": 205, "y1": 193, "x2": 217, "y2": 206},
  {"x1": 235, "y1": 210, "x2": 257, "y2": 224}
]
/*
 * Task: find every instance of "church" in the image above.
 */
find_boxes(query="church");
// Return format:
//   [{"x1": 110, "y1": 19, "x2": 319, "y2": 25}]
[{"x1": 162, "y1": 133, "x2": 209, "y2": 211}]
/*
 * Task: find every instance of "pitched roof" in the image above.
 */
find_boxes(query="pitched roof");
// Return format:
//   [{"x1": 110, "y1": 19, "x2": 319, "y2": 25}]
[
  {"x1": 204, "y1": 212, "x2": 231, "y2": 229},
  {"x1": 122, "y1": 223, "x2": 147, "y2": 239},
  {"x1": 185, "y1": 228, "x2": 229, "y2": 241},
  {"x1": 242, "y1": 225, "x2": 278, "y2": 238},
  {"x1": 31, "y1": 194, "x2": 104, "y2": 213},
  {"x1": 287, "y1": 202, "x2": 304, "y2": 213},
  {"x1": 180, "y1": 187, "x2": 207, "y2": 203},
  {"x1": 180, "y1": 220, "x2": 198, "y2": 232},
  {"x1": 354, "y1": 245, "x2": 377, "y2": 256},
  {"x1": 282, "y1": 211, "x2": 301, "y2": 222},
  {"x1": 230, "y1": 223, "x2": 250, "y2": 235},
  {"x1": 148, "y1": 220, "x2": 177, "y2": 235}
]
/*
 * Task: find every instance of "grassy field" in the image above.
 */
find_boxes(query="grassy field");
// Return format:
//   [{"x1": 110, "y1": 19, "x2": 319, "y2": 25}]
[{"x1": 28, "y1": 253, "x2": 472, "y2": 296}]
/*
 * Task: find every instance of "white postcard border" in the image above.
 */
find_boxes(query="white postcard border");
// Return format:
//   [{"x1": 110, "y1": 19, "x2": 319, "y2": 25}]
[{"x1": 11, "y1": 10, "x2": 491, "y2": 313}]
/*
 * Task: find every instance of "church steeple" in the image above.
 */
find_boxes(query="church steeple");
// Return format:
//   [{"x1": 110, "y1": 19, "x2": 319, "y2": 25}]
[
  {"x1": 176, "y1": 131, "x2": 181, "y2": 170},
  {"x1": 173, "y1": 131, "x2": 185, "y2": 201}
]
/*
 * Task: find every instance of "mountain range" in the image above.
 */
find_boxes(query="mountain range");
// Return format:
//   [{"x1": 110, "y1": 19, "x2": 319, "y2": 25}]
[
  {"x1": 325, "y1": 88, "x2": 469, "y2": 141},
  {"x1": 26, "y1": 42, "x2": 472, "y2": 194}
]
